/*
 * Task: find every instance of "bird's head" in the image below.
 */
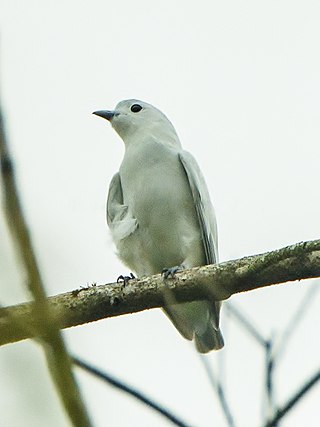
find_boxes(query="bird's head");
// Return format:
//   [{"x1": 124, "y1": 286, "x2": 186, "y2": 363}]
[{"x1": 93, "y1": 99, "x2": 181, "y2": 147}]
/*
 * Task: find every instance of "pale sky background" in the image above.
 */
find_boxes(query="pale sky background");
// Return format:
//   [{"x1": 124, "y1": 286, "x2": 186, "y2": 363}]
[{"x1": 0, "y1": 1, "x2": 320, "y2": 426}]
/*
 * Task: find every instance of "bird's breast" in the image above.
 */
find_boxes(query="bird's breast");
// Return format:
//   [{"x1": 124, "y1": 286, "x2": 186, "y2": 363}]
[
  {"x1": 120, "y1": 142, "x2": 192, "y2": 223},
  {"x1": 118, "y1": 141, "x2": 202, "y2": 273}
]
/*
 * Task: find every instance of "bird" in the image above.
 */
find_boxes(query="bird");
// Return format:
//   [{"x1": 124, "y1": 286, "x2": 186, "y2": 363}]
[{"x1": 93, "y1": 99, "x2": 224, "y2": 353}]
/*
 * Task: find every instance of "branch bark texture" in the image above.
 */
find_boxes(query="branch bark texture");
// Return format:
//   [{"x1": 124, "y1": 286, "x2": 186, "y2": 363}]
[{"x1": 0, "y1": 239, "x2": 319, "y2": 346}]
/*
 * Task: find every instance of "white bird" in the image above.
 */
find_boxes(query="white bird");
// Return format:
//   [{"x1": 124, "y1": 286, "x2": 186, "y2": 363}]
[{"x1": 93, "y1": 99, "x2": 224, "y2": 353}]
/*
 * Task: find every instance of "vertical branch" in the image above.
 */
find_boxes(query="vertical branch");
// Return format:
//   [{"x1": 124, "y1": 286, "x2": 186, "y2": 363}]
[
  {"x1": 272, "y1": 282, "x2": 319, "y2": 362},
  {"x1": 225, "y1": 303, "x2": 277, "y2": 422},
  {"x1": 263, "y1": 368, "x2": 320, "y2": 427},
  {"x1": 0, "y1": 104, "x2": 92, "y2": 426},
  {"x1": 265, "y1": 339, "x2": 276, "y2": 423},
  {"x1": 262, "y1": 282, "x2": 319, "y2": 426},
  {"x1": 200, "y1": 355, "x2": 236, "y2": 427}
]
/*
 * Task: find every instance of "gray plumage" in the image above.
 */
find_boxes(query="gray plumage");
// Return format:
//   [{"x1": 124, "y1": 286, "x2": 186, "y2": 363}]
[{"x1": 94, "y1": 99, "x2": 224, "y2": 353}]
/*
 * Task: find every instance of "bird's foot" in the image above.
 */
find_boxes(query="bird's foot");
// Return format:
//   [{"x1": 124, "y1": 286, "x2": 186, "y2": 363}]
[
  {"x1": 117, "y1": 273, "x2": 135, "y2": 285},
  {"x1": 162, "y1": 265, "x2": 184, "y2": 279}
]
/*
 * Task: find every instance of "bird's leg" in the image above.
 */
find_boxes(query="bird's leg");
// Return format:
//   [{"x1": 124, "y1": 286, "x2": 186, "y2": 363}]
[
  {"x1": 162, "y1": 265, "x2": 185, "y2": 279},
  {"x1": 116, "y1": 272, "x2": 135, "y2": 285}
]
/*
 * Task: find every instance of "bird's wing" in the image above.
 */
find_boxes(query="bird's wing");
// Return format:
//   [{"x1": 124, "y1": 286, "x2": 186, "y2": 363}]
[
  {"x1": 178, "y1": 151, "x2": 218, "y2": 265},
  {"x1": 107, "y1": 173, "x2": 138, "y2": 242},
  {"x1": 178, "y1": 151, "x2": 221, "y2": 331}
]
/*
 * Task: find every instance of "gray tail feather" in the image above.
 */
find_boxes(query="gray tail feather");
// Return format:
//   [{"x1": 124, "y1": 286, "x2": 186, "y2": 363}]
[
  {"x1": 163, "y1": 301, "x2": 224, "y2": 353},
  {"x1": 195, "y1": 324, "x2": 224, "y2": 353}
]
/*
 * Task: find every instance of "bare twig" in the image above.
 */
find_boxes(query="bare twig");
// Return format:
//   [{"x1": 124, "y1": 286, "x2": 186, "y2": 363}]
[
  {"x1": 200, "y1": 356, "x2": 236, "y2": 427},
  {"x1": 0, "y1": 240, "x2": 319, "y2": 346},
  {"x1": 272, "y1": 282, "x2": 319, "y2": 362},
  {"x1": 225, "y1": 303, "x2": 277, "y2": 421},
  {"x1": 227, "y1": 283, "x2": 319, "y2": 425},
  {"x1": 263, "y1": 368, "x2": 320, "y2": 427},
  {"x1": 225, "y1": 302, "x2": 267, "y2": 347},
  {"x1": 264, "y1": 338, "x2": 276, "y2": 421},
  {"x1": 0, "y1": 105, "x2": 92, "y2": 426},
  {"x1": 73, "y1": 357, "x2": 192, "y2": 427},
  {"x1": 262, "y1": 281, "x2": 319, "y2": 425}
]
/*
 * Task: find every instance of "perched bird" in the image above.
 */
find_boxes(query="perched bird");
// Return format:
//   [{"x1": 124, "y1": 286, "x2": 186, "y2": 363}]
[{"x1": 93, "y1": 99, "x2": 224, "y2": 353}]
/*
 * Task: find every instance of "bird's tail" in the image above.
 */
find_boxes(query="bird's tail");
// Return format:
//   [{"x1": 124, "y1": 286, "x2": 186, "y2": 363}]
[
  {"x1": 163, "y1": 300, "x2": 224, "y2": 353},
  {"x1": 194, "y1": 323, "x2": 224, "y2": 353}
]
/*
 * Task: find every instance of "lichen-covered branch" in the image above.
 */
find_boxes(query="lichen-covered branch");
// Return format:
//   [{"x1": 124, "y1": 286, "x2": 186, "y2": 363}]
[{"x1": 0, "y1": 239, "x2": 319, "y2": 346}]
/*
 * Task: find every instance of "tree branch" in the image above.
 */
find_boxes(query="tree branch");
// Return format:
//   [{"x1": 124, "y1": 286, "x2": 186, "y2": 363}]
[
  {"x1": 272, "y1": 282, "x2": 319, "y2": 362},
  {"x1": 0, "y1": 104, "x2": 92, "y2": 426},
  {"x1": 225, "y1": 302, "x2": 267, "y2": 347},
  {"x1": 73, "y1": 357, "x2": 192, "y2": 427},
  {"x1": 199, "y1": 355, "x2": 236, "y2": 427},
  {"x1": 263, "y1": 368, "x2": 320, "y2": 427},
  {"x1": 0, "y1": 240, "x2": 319, "y2": 346}
]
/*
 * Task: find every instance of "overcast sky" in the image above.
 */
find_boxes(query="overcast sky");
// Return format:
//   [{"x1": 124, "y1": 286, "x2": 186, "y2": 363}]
[{"x1": 1, "y1": 1, "x2": 319, "y2": 426}]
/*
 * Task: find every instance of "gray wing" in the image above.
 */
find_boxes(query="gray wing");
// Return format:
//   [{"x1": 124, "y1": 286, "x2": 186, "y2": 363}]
[
  {"x1": 107, "y1": 173, "x2": 138, "y2": 243},
  {"x1": 179, "y1": 151, "x2": 221, "y2": 331},
  {"x1": 178, "y1": 151, "x2": 218, "y2": 265}
]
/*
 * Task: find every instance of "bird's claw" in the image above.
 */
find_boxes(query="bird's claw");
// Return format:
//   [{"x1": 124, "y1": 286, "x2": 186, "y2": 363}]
[
  {"x1": 162, "y1": 266, "x2": 181, "y2": 279},
  {"x1": 117, "y1": 273, "x2": 135, "y2": 284}
]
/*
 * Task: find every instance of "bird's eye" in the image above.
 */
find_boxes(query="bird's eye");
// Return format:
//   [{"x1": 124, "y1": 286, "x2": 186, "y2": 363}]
[{"x1": 131, "y1": 104, "x2": 142, "y2": 113}]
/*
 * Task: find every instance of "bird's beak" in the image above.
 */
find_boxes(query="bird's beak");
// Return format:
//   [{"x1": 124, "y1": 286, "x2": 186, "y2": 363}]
[{"x1": 92, "y1": 110, "x2": 115, "y2": 121}]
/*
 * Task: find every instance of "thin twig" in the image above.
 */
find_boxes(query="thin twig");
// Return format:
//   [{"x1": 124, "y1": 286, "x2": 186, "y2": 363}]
[
  {"x1": 0, "y1": 104, "x2": 92, "y2": 426},
  {"x1": 73, "y1": 357, "x2": 192, "y2": 427},
  {"x1": 225, "y1": 304, "x2": 277, "y2": 421},
  {"x1": 225, "y1": 302, "x2": 267, "y2": 347},
  {"x1": 272, "y1": 282, "x2": 320, "y2": 362},
  {"x1": 199, "y1": 355, "x2": 236, "y2": 427},
  {"x1": 262, "y1": 282, "x2": 319, "y2": 426},
  {"x1": 263, "y1": 368, "x2": 320, "y2": 427},
  {"x1": 264, "y1": 338, "x2": 277, "y2": 422}
]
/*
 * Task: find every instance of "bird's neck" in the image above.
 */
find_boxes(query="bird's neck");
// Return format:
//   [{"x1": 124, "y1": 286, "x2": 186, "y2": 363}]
[{"x1": 123, "y1": 125, "x2": 181, "y2": 149}]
